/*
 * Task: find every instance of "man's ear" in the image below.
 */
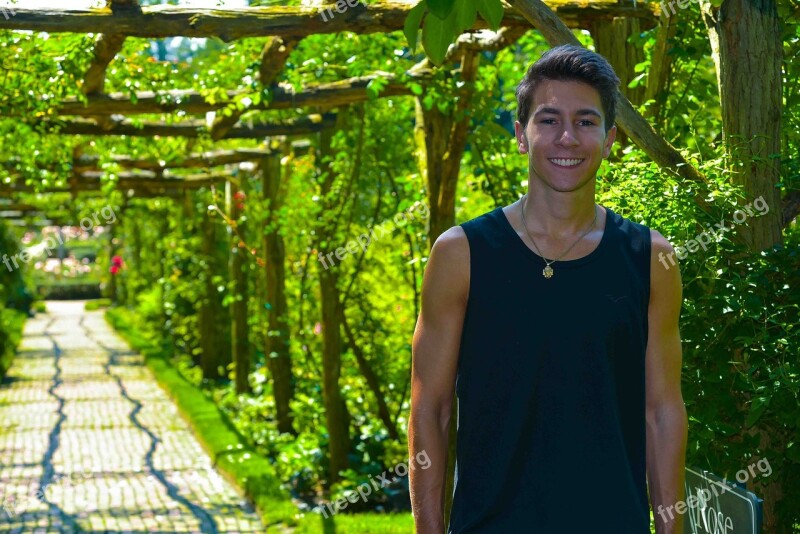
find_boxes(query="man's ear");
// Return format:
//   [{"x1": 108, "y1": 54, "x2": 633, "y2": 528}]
[
  {"x1": 602, "y1": 125, "x2": 617, "y2": 158},
  {"x1": 514, "y1": 120, "x2": 529, "y2": 154}
]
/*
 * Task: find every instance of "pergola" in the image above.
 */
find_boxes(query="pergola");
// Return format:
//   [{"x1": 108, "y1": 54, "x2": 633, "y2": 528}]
[{"x1": 6, "y1": 0, "x2": 751, "y2": 515}]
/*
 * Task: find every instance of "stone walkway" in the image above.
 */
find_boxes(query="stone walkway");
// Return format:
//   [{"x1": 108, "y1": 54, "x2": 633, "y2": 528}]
[{"x1": 0, "y1": 301, "x2": 266, "y2": 533}]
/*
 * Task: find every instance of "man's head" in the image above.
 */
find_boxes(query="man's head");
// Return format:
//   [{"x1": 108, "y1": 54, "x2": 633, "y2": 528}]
[
  {"x1": 516, "y1": 45, "x2": 620, "y2": 134},
  {"x1": 514, "y1": 46, "x2": 620, "y2": 193}
]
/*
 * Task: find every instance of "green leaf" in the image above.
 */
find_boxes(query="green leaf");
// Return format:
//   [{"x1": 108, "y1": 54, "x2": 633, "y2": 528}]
[
  {"x1": 366, "y1": 77, "x2": 388, "y2": 98},
  {"x1": 455, "y1": 0, "x2": 479, "y2": 33},
  {"x1": 403, "y1": 1, "x2": 427, "y2": 53},
  {"x1": 427, "y1": 0, "x2": 456, "y2": 20},
  {"x1": 746, "y1": 396, "x2": 771, "y2": 428},
  {"x1": 422, "y1": 7, "x2": 457, "y2": 65},
  {"x1": 476, "y1": 0, "x2": 504, "y2": 31},
  {"x1": 787, "y1": 442, "x2": 800, "y2": 464}
]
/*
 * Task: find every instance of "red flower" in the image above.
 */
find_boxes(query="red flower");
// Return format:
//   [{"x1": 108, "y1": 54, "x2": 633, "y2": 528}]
[
  {"x1": 110, "y1": 265, "x2": 120, "y2": 275},
  {"x1": 112, "y1": 255, "x2": 123, "y2": 266}
]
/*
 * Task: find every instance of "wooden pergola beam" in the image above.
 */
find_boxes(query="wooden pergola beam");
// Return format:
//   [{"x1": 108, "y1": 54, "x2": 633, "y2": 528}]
[
  {"x1": 0, "y1": 171, "x2": 230, "y2": 194},
  {"x1": 55, "y1": 74, "x2": 410, "y2": 116},
  {"x1": 72, "y1": 148, "x2": 272, "y2": 173},
  {"x1": 0, "y1": 2, "x2": 655, "y2": 40},
  {"x1": 72, "y1": 171, "x2": 232, "y2": 190},
  {"x1": 36, "y1": 114, "x2": 336, "y2": 138}
]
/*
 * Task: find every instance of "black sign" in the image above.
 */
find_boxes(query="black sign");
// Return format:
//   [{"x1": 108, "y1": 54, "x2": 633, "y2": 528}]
[{"x1": 682, "y1": 467, "x2": 763, "y2": 534}]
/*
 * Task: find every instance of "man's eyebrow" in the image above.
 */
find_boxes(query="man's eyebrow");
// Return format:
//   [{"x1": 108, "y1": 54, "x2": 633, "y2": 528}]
[
  {"x1": 576, "y1": 108, "x2": 602, "y2": 118},
  {"x1": 533, "y1": 107, "x2": 602, "y2": 119}
]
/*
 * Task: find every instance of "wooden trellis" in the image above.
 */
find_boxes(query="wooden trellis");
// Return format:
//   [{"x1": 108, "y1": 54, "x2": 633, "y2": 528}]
[{"x1": 15, "y1": 0, "x2": 764, "y2": 499}]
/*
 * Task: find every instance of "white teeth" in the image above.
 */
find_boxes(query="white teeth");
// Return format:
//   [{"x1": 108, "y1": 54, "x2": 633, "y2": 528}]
[{"x1": 549, "y1": 158, "x2": 583, "y2": 167}]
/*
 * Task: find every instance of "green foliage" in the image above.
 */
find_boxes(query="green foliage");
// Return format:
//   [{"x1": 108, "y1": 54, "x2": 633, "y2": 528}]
[
  {"x1": 404, "y1": 0, "x2": 504, "y2": 64},
  {"x1": 84, "y1": 298, "x2": 112, "y2": 311},
  {"x1": 0, "y1": 307, "x2": 27, "y2": 380}
]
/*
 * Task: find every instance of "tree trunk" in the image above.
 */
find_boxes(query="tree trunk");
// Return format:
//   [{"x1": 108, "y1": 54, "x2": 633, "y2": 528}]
[
  {"x1": 643, "y1": 15, "x2": 677, "y2": 124},
  {"x1": 415, "y1": 50, "x2": 480, "y2": 247},
  {"x1": 702, "y1": 0, "x2": 783, "y2": 251},
  {"x1": 261, "y1": 148, "x2": 296, "y2": 435},
  {"x1": 702, "y1": 1, "x2": 784, "y2": 530},
  {"x1": 317, "y1": 125, "x2": 351, "y2": 486},
  {"x1": 590, "y1": 16, "x2": 646, "y2": 146}
]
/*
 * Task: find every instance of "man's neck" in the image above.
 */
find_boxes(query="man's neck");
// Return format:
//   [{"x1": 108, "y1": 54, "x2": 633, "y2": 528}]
[{"x1": 522, "y1": 185, "x2": 598, "y2": 239}]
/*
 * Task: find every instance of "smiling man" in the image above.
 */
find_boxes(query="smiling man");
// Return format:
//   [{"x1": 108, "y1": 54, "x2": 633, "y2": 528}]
[{"x1": 409, "y1": 45, "x2": 688, "y2": 533}]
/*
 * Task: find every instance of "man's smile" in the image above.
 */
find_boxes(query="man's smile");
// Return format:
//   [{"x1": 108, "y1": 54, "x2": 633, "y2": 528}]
[{"x1": 548, "y1": 158, "x2": 585, "y2": 168}]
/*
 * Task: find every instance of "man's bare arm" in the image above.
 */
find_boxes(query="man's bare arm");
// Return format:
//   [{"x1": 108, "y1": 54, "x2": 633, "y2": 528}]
[
  {"x1": 409, "y1": 227, "x2": 470, "y2": 534},
  {"x1": 646, "y1": 230, "x2": 689, "y2": 534}
]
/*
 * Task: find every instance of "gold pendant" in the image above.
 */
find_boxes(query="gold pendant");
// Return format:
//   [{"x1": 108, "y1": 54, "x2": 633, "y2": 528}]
[{"x1": 543, "y1": 265, "x2": 554, "y2": 279}]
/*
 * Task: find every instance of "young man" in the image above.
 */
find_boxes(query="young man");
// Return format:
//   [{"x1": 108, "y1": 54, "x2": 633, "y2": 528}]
[{"x1": 408, "y1": 45, "x2": 687, "y2": 533}]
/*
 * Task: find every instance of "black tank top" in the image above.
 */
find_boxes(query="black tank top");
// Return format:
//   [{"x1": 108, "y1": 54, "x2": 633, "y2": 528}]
[{"x1": 448, "y1": 205, "x2": 651, "y2": 533}]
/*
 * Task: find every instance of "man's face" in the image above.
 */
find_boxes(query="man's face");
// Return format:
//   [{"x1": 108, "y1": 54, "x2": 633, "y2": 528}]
[{"x1": 514, "y1": 79, "x2": 616, "y2": 193}]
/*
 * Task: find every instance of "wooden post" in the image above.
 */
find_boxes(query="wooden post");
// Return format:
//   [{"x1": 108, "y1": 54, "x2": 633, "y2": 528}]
[
  {"x1": 129, "y1": 207, "x2": 142, "y2": 300},
  {"x1": 117, "y1": 204, "x2": 127, "y2": 306},
  {"x1": 228, "y1": 178, "x2": 250, "y2": 394},
  {"x1": 106, "y1": 221, "x2": 117, "y2": 303},
  {"x1": 198, "y1": 193, "x2": 226, "y2": 380},
  {"x1": 261, "y1": 143, "x2": 296, "y2": 434},
  {"x1": 157, "y1": 212, "x2": 169, "y2": 338}
]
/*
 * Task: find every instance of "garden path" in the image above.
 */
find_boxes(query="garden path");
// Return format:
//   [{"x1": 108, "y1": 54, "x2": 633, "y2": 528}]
[{"x1": 0, "y1": 301, "x2": 265, "y2": 533}]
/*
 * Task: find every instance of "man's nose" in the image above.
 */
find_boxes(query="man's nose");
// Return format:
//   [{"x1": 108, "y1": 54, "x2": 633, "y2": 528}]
[{"x1": 556, "y1": 126, "x2": 579, "y2": 146}]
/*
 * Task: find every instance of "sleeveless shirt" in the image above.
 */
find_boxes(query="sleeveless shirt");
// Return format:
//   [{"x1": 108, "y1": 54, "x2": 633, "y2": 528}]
[{"x1": 448, "y1": 205, "x2": 651, "y2": 533}]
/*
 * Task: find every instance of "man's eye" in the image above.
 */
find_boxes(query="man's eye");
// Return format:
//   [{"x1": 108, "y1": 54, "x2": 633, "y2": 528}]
[
  {"x1": 579, "y1": 120, "x2": 596, "y2": 126},
  {"x1": 540, "y1": 119, "x2": 556, "y2": 124}
]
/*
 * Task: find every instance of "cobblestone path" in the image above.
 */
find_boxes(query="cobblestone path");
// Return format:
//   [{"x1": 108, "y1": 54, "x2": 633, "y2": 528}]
[{"x1": 0, "y1": 301, "x2": 266, "y2": 533}]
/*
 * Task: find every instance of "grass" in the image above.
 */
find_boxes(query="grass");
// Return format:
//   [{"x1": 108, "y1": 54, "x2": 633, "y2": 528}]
[
  {"x1": 104, "y1": 306, "x2": 415, "y2": 533},
  {"x1": 85, "y1": 298, "x2": 112, "y2": 311}
]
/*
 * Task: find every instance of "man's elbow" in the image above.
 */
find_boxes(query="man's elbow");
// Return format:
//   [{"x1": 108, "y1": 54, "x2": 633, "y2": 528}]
[
  {"x1": 410, "y1": 397, "x2": 454, "y2": 435},
  {"x1": 646, "y1": 398, "x2": 687, "y2": 431}
]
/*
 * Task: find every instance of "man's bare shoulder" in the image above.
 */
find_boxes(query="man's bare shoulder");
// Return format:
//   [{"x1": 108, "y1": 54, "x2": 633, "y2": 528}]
[
  {"x1": 425, "y1": 226, "x2": 471, "y2": 307},
  {"x1": 648, "y1": 229, "x2": 682, "y2": 308},
  {"x1": 431, "y1": 226, "x2": 470, "y2": 262}
]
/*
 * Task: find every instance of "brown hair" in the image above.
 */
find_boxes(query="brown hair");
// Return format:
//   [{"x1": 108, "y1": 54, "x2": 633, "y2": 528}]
[{"x1": 516, "y1": 45, "x2": 620, "y2": 133}]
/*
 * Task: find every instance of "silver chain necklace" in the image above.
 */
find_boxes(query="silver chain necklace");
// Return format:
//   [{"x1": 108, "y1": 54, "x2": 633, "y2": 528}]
[{"x1": 519, "y1": 194, "x2": 597, "y2": 279}]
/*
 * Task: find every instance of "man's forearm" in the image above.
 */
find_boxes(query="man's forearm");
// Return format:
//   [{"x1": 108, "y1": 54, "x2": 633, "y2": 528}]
[
  {"x1": 409, "y1": 410, "x2": 450, "y2": 534},
  {"x1": 647, "y1": 403, "x2": 688, "y2": 534}
]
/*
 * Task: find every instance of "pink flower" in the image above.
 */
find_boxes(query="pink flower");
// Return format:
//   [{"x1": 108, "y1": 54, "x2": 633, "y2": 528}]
[{"x1": 110, "y1": 265, "x2": 120, "y2": 275}]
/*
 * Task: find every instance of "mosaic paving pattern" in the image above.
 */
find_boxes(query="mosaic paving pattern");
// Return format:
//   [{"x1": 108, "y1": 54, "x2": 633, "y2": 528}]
[{"x1": 0, "y1": 301, "x2": 265, "y2": 533}]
